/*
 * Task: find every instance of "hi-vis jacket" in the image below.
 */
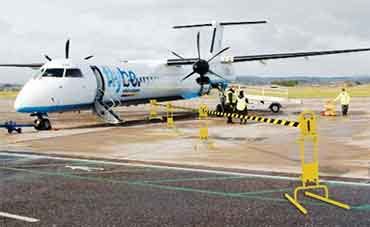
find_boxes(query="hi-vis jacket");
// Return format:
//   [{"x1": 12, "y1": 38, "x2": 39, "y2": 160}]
[
  {"x1": 236, "y1": 96, "x2": 247, "y2": 111},
  {"x1": 226, "y1": 91, "x2": 237, "y2": 104},
  {"x1": 334, "y1": 91, "x2": 351, "y2": 105}
]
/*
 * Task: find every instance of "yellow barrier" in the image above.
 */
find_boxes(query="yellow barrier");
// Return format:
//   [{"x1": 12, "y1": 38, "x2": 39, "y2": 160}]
[
  {"x1": 166, "y1": 103, "x2": 175, "y2": 128},
  {"x1": 284, "y1": 111, "x2": 350, "y2": 215},
  {"x1": 148, "y1": 100, "x2": 163, "y2": 121},
  {"x1": 198, "y1": 104, "x2": 209, "y2": 140},
  {"x1": 208, "y1": 110, "x2": 300, "y2": 128}
]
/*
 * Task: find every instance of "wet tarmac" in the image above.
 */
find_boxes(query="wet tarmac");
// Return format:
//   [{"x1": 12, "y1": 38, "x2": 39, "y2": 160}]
[{"x1": 0, "y1": 151, "x2": 369, "y2": 227}]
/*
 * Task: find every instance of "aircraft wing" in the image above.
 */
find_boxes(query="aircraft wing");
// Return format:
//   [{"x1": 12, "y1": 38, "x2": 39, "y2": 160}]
[
  {"x1": 167, "y1": 48, "x2": 370, "y2": 65},
  {"x1": 0, "y1": 63, "x2": 44, "y2": 69}
]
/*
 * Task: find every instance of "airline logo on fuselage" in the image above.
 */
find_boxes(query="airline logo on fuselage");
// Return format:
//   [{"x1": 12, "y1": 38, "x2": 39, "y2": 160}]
[{"x1": 100, "y1": 66, "x2": 142, "y2": 95}]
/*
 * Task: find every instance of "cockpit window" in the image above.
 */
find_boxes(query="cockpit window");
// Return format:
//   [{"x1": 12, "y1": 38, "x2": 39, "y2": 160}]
[
  {"x1": 42, "y1": 68, "x2": 64, "y2": 78},
  {"x1": 65, "y1": 69, "x2": 83, "y2": 78},
  {"x1": 32, "y1": 68, "x2": 45, "y2": 79}
]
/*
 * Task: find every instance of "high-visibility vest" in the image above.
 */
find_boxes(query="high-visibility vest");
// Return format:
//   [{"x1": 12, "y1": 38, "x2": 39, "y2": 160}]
[
  {"x1": 236, "y1": 96, "x2": 247, "y2": 111},
  {"x1": 226, "y1": 91, "x2": 237, "y2": 104},
  {"x1": 334, "y1": 91, "x2": 350, "y2": 105}
]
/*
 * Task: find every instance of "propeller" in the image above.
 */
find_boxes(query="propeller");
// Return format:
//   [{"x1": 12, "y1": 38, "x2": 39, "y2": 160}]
[
  {"x1": 65, "y1": 39, "x2": 70, "y2": 59},
  {"x1": 44, "y1": 54, "x2": 52, "y2": 61},
  {"x1": 43, "y1": 39, "x2": 94, "y2": 61},
  {"x1": 178, "y1": 32, "x2": 229, "y2": 88}
]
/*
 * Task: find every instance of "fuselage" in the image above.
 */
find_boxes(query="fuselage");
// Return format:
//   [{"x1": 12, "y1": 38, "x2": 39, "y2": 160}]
[{"x1": 14, "y1": 59, "x2": 228, "y2": 114}]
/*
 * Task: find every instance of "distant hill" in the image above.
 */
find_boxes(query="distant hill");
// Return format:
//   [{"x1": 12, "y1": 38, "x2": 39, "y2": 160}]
[
  {"x1": 236, "y1": 75, "x2": 370, "y2": 86},
  {"x1": 0, "y1": 83, "x2": 22, "y2": 91}
]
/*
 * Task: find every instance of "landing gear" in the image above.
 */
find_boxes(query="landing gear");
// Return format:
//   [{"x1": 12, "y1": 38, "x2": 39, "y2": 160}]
[{"x1": 31, "y1": 113, "x2": 52, "y2": 131}]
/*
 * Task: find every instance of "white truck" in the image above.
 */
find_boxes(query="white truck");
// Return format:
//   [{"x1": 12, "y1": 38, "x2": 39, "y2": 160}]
[{"x1": 239, "y1": 86, "x2": 299, "y2": 113}]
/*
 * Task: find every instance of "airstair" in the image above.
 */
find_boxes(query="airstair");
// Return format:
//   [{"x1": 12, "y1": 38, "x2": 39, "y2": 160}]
[{"x1": 93, "y1": 89, "x2": 122, "y2": 124}]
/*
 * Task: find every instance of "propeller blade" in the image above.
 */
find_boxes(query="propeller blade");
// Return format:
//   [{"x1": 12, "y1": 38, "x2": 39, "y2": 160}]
[
  {"x1": 171, "y1": 51, "x2": 185, "y2": 59},
  {"x1": 65, "y1": 39, "x2": 70, "y2": 59},
  {"x1": 196, "y1": 32, "x2": 201, "y2": 60},
  {"x1": 207, "y1": 46, "x2": 230, "y2": 63},
  {"x1": 181, "y1": 71, "x2": 196, "y2": 81},
  {"x1": 84, "y1": 55, "x2": 94, "y2": 60},
  {"x1": 44, "y1": 54, "x2": 52, "y2": 61},
  {"x1": 208, "y1": 70, "x2": 227, "y2": 81},
  {"x1": 210, "y1": 27, "x2": 217, "y2": 53}
]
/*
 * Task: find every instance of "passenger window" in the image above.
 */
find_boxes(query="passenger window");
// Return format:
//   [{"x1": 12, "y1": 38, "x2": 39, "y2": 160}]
[
  {"x1": 42, "y1": 68, "x2": 64, "y2": 78},
  {"x1": 65, "y1": 69, "x2": 83, "y2": 78}
]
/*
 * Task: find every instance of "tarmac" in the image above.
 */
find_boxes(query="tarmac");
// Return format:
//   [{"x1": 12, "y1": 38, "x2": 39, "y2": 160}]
[
  {"x1": 1, "y1": 96, "x2": 369, "y2": 179},
  {"x1": 0, "y1": 151, "x2": 369, "y2": 227},
  {"x1": 0, "y1": 96, "x2": 370, "y2": 226}
]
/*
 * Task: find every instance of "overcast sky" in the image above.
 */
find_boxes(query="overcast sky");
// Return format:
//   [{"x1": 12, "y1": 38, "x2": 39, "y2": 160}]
[{"x1": 1, "y1": 0, "x2": 370, "y2": 84}]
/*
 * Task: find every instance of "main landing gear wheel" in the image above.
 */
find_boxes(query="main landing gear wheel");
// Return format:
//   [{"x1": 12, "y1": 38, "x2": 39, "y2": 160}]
[{"x1": 34, "y1": 118, "x2": 52, "y2": 131}]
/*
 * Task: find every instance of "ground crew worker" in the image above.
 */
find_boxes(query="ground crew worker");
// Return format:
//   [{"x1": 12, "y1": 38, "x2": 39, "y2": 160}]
[
  {"x1": 236, "y1": 90, "x2": 248, "y2": 124},
  {"x1": 334, "y1": 88, "x2": 351, "y2": 116},
  {"x1": 225, "y1": 87, "x2": 237, "y2": 123},
  {"x1": 218, "y1": 90, "x2": 226, "y2": 111}
]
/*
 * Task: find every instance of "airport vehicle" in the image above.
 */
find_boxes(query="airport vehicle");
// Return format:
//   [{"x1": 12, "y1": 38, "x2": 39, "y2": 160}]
[
  {"x1": 241, "y1": 86, "x2": 301, "y2": 113},
  {"x1": 1, "y1": 20, "x2": 370, "y2": 130},
  {"x1": 0, "y1": 121, "x2": 34, "y2": 134}
]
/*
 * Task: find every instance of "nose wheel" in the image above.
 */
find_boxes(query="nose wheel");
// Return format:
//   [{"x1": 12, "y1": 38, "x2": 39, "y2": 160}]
[{"x1": 32, "y1": 114, "x2": 52, "y2": 131}]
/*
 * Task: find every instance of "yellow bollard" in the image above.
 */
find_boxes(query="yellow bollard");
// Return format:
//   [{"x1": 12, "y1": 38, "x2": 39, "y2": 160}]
[
  {"x1": 166, "y1": 103, "x2": 175, "y2": 128},
  {"x1": 148, "y1": 99, "x2": 163, "y2": 121},
  {"x1": 198, "y1": 104, "x2": 209, "y2": 140},
  {"x1": 285, "y1": 110, "x2": 350, "y2": 215}
]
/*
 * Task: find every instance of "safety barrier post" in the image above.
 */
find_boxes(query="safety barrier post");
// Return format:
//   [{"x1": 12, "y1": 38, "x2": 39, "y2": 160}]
[
  {"x1": 166, "y1": 103, "x2": 175, "y2": 128},
  {"x1": 284, "y1": 110, "x2": 350, "y2": 215},
  {"x1": 198, "y1": 104, "x2": 209, "y2": 140},
  {"x1": 148, "y1": 99, "x2": 163, "y2": 121}
]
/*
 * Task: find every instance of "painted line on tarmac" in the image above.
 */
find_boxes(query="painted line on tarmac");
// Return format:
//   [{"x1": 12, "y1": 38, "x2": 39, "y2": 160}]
[
  {"x1": 1, "y1": 151, "x2": 369, "y2": 187},
  {"x1": 3, "y1": 165, "x2": 370, "y2": 211},
  {"x1": 235, "y1": 188, "x2": 292, "y2": 195},
  {"x1": 0, "y1": 166, "x2": 321, "y2": 207},
  {"x1": 352, "y1": 204, "x2": 370, "y2": 211},
  {"x1": 0, "y1": 212, "x2": 39, "y2": 223},
  {"x1": 131, "y1": 181, "x2": 326, "y2": 207},
  {"x1": 140, "y1": 175, "x2": 249, "y2": 183}
]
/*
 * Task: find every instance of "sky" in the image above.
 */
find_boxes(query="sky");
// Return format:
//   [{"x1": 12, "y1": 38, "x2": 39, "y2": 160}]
[{"x1": 1, "y1": 0, "x2": 370, "y2": 84}]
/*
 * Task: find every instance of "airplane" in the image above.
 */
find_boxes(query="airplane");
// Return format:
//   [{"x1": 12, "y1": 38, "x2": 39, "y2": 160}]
[{"x1": 1, "y1": 20, "x2": 370, "y2": 131}]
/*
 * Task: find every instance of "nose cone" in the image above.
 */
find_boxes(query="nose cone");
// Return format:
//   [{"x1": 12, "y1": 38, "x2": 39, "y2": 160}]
[
  {"x1": 14, "y1": 87, "x2": 29, "y2": 113},
  {"x1": 14, "y1": 94, "x2": 22, "y2": 112},
  {"x1": 14, "y1": 80, "x2": 38, "y2": 113}
]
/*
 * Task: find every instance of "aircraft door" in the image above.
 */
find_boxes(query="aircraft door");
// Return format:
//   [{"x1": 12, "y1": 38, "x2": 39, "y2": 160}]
[{"x1": 91, "y1": 66, "x2": 105, "y2": 101}]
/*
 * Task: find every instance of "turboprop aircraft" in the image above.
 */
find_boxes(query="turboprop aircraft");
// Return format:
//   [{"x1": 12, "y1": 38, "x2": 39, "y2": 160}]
[{"x1": 1, "y1": 20, "x2": 370, "y2": 131}]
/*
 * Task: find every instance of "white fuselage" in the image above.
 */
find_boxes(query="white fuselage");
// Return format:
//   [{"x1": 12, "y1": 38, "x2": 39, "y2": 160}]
[{"x1": 14, "y1": 59, "x2": 229, "y2": 114}]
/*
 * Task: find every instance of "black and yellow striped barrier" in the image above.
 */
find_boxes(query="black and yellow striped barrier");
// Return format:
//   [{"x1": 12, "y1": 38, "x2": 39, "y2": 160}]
[
  {"x1": 150, "y1": 100, "x2": 300, "y2": 128},
  {"x1": 207, "y1": 110, "x2": 300, "y2": 128}
]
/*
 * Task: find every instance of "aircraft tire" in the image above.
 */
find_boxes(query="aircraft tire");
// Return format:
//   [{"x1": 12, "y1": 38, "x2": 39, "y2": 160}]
[{"x1": 34, "y1": 119, "x2": 52, "y2": 131}]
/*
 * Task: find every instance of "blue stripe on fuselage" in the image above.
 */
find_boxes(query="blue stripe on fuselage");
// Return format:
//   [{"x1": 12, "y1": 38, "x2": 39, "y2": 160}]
[
  {"x1": 181, "y1": 92, "x2": 200, "y2": 100},
  {"x1": 16, "y1": 103, "x2": 93, "y2": 113}
]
